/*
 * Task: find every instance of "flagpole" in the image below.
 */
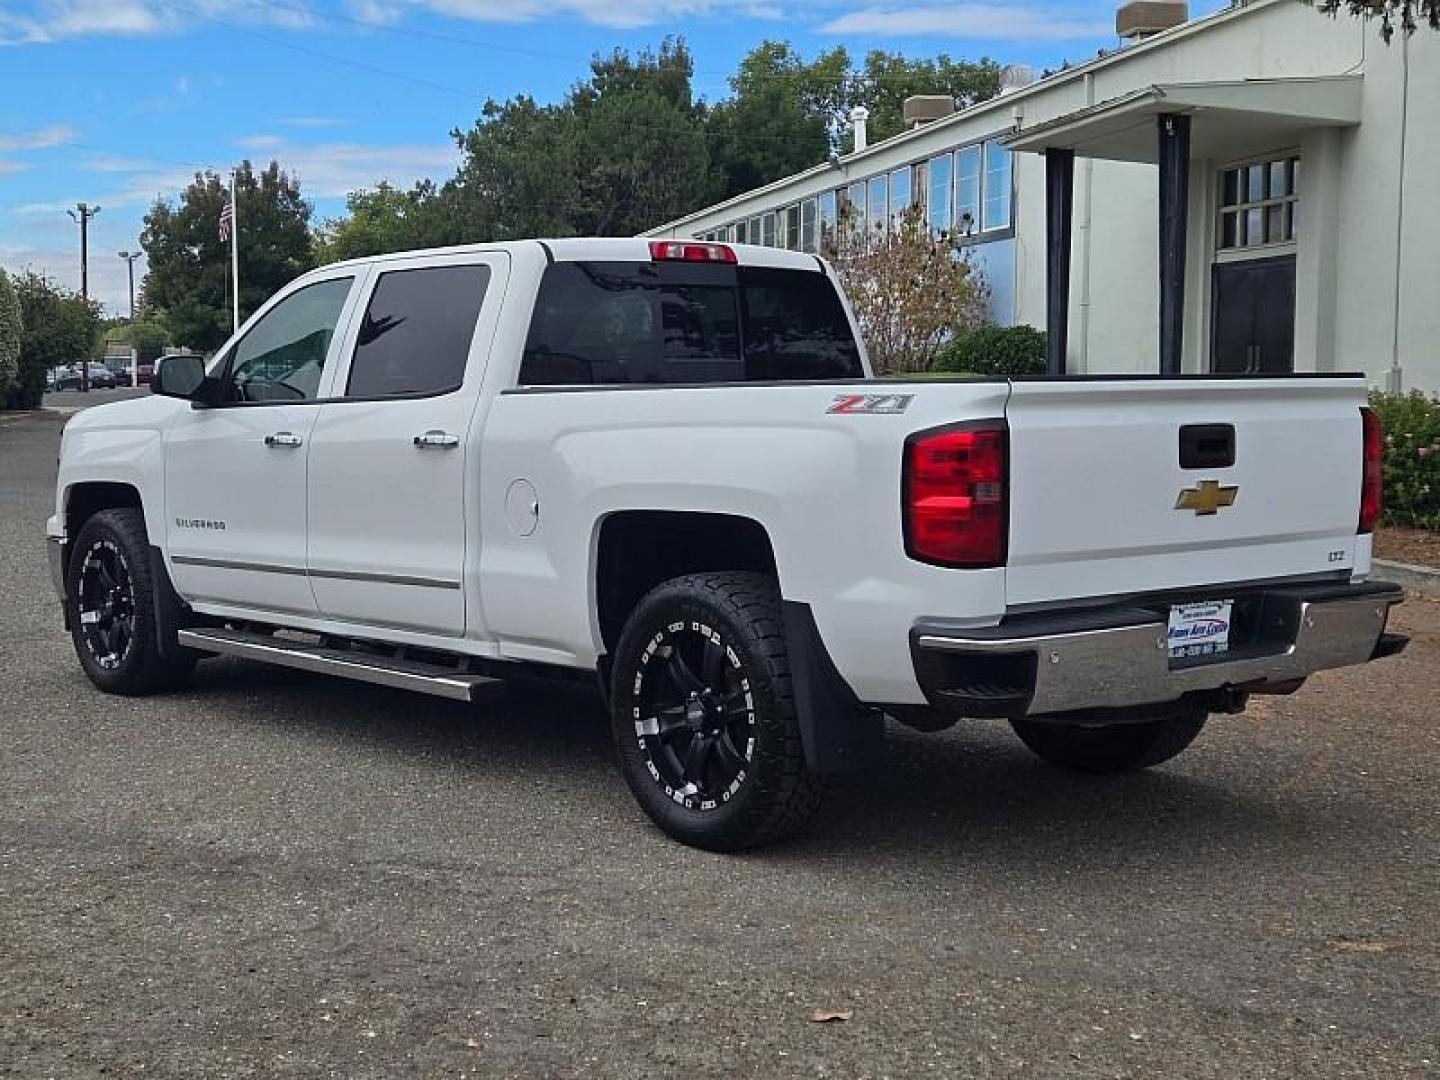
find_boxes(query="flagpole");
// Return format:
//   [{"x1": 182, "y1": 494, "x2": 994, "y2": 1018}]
[{"x1": 229, "y1": 168, "x2": 240, "y2": 335}]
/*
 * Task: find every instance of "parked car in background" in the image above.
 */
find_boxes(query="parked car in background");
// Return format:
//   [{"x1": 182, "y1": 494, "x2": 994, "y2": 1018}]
[
  {"x1": 104, "y1": 357, "x2": 135, "y2": 384},
  {"x1": 55, "y1": 364, "x2": 118, "y2": 391},
  {"x1": 136, "y1": 362, "x2": 155, "y2": 385}
]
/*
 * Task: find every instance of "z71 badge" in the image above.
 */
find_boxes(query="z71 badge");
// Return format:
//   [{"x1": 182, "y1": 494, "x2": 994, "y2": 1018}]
[{"x1": 827, "y1": 393, "x2": 915, "y2": 415}]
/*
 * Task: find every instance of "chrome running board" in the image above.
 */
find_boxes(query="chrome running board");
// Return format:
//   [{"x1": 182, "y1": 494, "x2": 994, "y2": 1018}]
[{"x1": 177, "y1": 627, "x2": 502, "y2": 704}]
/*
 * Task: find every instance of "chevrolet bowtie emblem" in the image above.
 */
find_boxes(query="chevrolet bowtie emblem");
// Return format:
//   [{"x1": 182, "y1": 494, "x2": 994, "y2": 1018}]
[{"x1": 1176, "y1": 479, "x2": 1239, "y2": 515}]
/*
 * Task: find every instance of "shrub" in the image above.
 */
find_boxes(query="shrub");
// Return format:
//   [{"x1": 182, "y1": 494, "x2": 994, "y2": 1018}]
[
  {"x1": 826, "y1": 205, "x2": 988, "y2": 375},
  {"x1": 4, "y1": 272, "x2": 102, "y2": 410},
  {"x1": 1369, "y1": 390, "x2": 1440, "y2": 530},
  {"x1": 933, "y1": 323, "x2": 1047, "y2": 377},
  {"x1": 0, "y1": 271, "x2": 20, "y2": 404}
]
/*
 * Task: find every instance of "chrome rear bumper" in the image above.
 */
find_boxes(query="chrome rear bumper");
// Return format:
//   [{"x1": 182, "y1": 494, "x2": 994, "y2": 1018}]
[{"x1": 913, "y1": 581, "x2": 1406, "y2": 717}]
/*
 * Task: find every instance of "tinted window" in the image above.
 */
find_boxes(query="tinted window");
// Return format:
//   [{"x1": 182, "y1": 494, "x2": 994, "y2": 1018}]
[
  {"x1": 519, "y1": 262, "x2": 861, "y2": 386},
  {"x1": 738, "y1": 268, "x2": 864, "y2": 381},
  {"x1": 228, "y1": 277, "x2": 352, "y2": 402},
  {"x1": 346, "y1": 264, "x2": 490, "y2": 398}
]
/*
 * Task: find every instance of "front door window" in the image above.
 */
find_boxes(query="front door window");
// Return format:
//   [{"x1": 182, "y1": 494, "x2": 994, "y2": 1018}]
[{"x1": 226, "y1": 277, "x2": 354, "y2": 402}]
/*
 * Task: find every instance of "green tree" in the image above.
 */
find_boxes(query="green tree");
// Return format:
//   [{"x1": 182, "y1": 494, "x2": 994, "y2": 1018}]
[
  {"x1": 103, "y1": 318, "x2": 170, "y2": 364},
  {"x1": 1314, "y1": 0, "x2": 1438, "y2": 39},
  {"x1": 855, "y1": 51, "x2": 1002, "y2": 144},
  {"x1": 705, "y1": 41, "x2": 847, "y2": 199},
  {"x1": 314, "y1": 180, "x2": 455, "y2": 263},
  {"x1": 0, "y1": 270, "x2": 21, "y2": 403},
  {"x1": 449, "y1": 38, "x2": 713, "y2": 239},
  {"x1": 141, "y1": 160, "x2": 313, "y2": 353},
  {"x1": 4, "y1": 272, "x2": 102, "y2": 409}
]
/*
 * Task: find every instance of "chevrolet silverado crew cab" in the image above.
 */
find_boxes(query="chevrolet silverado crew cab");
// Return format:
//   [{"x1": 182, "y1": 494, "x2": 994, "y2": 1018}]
[{"x1": 47, "y1": 238, "x2": 1408, "y2": 850}]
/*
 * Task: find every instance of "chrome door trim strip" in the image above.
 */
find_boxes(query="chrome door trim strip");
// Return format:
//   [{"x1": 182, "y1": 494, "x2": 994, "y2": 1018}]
[
  {"x1": 172, "y1": 554, "x2": 308, "y2": 576},
  {"x1": 171, "y1": 554, "x2": 460, "y2": 590},
  {"x1": 307, "y1": 567, "x2": 462, "y2": 590}
]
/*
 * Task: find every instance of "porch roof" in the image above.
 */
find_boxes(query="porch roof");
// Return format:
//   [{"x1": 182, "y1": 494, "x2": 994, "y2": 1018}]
[{"x1": 1004, "y1": 75, "x2": 1363, "y2": 163}]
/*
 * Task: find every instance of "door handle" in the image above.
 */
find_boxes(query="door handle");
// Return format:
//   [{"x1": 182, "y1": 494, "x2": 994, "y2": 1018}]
[
  {"x1": 264, "y1": 431, "x2": 304, "y2": 448},
  {"x1": 413, "y1": 430, "x2": 460, "y2": 449}
]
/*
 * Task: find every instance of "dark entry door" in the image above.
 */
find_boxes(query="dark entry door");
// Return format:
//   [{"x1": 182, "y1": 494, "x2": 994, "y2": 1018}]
[{"x1": 1210, "y1": 255, "x2": 1295, "y2": 373}]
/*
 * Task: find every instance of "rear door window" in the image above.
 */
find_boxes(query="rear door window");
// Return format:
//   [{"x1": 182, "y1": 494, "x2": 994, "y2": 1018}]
[
  {"x1": 519, "y1": 262, "x2": 861, "y2": 385},
  {"x1": 346, "y1": 264, "x2": 491, "y2": 398}
]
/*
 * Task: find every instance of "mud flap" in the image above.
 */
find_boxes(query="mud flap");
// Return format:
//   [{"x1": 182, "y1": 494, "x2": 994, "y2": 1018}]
[
  {"x1": 148, "y1": 545, "x2": 190, "y2": 661},
  {"x1": 782, "y1": 600, "x2": 885, "y2": 775}
]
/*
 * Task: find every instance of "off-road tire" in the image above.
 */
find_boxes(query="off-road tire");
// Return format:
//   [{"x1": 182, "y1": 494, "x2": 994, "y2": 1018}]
[
  {"x1": 66, "y1": 508, "x2": 196, "y2": 695},
  {"x1": 1010, "y1": 707, "x2": 1207, "y2": 774},
  {"x1": 609, "y1": 572, "x2": 825, "y2": 851}
]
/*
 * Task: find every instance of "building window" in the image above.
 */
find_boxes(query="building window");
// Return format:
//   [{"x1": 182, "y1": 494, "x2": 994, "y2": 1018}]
[
  {"x1": 889, "y1": 167, "x2": 911, "y2": 231},
  {"x1": 867, "y1": 174, "x2": 888, "y2": 240},
  {"x1": 801, "y1": 198, "x2": 818, "y2": 253},
  {"x1": 846, "y1": 181, "x2": 866, "y2": 242},
  {"x1": 761, "y1": 212, "x2": 777, "y2": 247},
  {"x1": 927, "y1": 152, "x2": 953, "y2": 237},
  {"x1": 734, "y1": 220, "x2": 748, "y2": 244},
  {"x1": 818, "y1": 190, "x2": 837, "y2": 252},
  {"x1": 784, "y1": 204, "x2": 801, "y2": 250},
  {"x1": 1218, "y1": 155, "x2": 1299, "y2": 251},
  {"x1": 750, "y1": 216, "x2": 763, "y2": 245},
  {"x1": 955, "y1": 145, "x2": 982, "y2": 237},
  {"x1": 982, "y1": 140, "x2": 1011, "y2": 232}
]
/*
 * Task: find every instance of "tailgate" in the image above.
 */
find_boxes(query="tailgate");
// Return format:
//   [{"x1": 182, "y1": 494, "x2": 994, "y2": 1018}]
[{"x1": 1003, "y1": 377, "x2": 1367, "y2": 607}]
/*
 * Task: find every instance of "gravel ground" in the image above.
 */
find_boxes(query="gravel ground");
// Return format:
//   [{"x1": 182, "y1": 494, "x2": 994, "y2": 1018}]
[{"x1": 2, "y1": 406, "x2": 1438, "y2": 1078}]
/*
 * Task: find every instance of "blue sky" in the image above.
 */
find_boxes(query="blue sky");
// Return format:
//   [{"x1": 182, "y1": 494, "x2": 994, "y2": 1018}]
[{"x1": 0, "y1": 0, "x2": 1129, "y2": 315}]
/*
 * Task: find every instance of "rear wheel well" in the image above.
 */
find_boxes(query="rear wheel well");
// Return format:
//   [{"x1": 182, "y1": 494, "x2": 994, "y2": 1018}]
[{"x1": 595, "y1": 511, "x2": 778, "y2": 653}]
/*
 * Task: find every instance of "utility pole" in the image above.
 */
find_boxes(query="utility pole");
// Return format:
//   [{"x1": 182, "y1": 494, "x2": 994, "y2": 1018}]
[
  {"x1": 67, "y1": 203, "x2": 101, "y2": 392},
  {"x1": 118, "y1": 250, "x2": 141, "y2": 319}
]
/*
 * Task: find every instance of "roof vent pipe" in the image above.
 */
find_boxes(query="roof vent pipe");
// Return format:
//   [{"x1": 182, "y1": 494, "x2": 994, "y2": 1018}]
[{"x1": 850, "y1": 105, "x2": 870, "y2": 153}]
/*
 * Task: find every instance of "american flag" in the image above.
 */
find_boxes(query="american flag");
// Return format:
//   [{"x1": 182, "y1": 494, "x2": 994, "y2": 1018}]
[{"x1": 218, "y1": 198, "x2": 234, "y2": 243}]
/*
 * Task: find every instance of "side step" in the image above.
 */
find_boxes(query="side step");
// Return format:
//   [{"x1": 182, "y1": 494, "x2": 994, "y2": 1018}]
[{"x1": 177, "y1": 627, "x2": 503, "y2": 704}]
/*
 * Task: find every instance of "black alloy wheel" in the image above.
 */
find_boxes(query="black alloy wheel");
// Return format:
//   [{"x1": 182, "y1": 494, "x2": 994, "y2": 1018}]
[
  {"x1": 610, "y1": 572, "x2": 825, "y2": 850},
  {"x1": 66, "y1": 507, "x2": 196, "y2": 695},
  {"x1": 632, "y1": 616, "x2": 756, "y2": 811},
  {"x1": 75, "y1": 538, "x2": 137, "y2": 672}
]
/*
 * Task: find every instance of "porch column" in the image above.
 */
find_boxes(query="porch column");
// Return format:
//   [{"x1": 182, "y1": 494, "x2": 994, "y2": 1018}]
[
  {"x1": 1045, "y1": 147, "x2": 1075, "y2": 376},
  {"x1": 1157, "y1": 113, "x2": 1191, "y2": 374}
]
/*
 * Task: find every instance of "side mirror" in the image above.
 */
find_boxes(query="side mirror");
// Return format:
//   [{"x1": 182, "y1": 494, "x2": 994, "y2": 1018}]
[{"x1": 151, "y1": 355, "x2": 217, "y2": 404}]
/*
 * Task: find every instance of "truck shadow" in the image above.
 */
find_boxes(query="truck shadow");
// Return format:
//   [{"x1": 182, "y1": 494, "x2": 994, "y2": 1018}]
[{"x1": 186, "y1": 657, "x2": 1365, "y2": 871}]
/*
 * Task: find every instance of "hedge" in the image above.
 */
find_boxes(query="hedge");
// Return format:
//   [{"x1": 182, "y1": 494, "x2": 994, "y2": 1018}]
[
  {"x1": 1369, "y1": 390, "x2": 1440, "y2": 530},
  {"x1": 932, "y1": 324, "x2": 1047, "y2": 377},
  {"x1": 0, "y1": 271, "x2": 20, "y2": 404}
]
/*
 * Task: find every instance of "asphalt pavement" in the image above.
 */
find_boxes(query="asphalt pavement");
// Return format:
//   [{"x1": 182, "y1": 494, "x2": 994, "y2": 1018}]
[{"x1": 2, "y1": 403, "x2": 1437, "y2": 1078}]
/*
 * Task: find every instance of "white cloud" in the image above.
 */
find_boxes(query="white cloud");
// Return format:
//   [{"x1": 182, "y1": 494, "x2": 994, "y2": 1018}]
[
  {"x1": 0, "y1": 160, "x2": 31, "y2": 174},
  {"x1": 346, "y1": 0, "x2": 783, "y2": 29},
  {"x1": 0, "y1": 123, "x2": 76, "y2": 151},
  {"x1": 0, "y1": 0, "x2": 313, "y2": 45},
  {"x1": 234, "y1": 135, "x2": 460, "y2": 197},
  {"x1": 278, "y1": 116, "x2": 351, "y2": 129},
  {"x1": 0, "y1": 222, "x2": 147, "y2": 317},
  {"x1": 819, "y1": 2, "x2": 1111, "y2": 40}
]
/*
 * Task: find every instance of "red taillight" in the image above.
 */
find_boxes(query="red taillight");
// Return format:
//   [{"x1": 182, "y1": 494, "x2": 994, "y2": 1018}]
[
  {"x1": 1360, "y1": 406, "x2": 1383, "y2": 534},
  {"x1": 648, "y1": 240, "x2": 737, "y2": 264},
  {"x1": 904, "y1": 421, "x2": 1008, "y2": 568}
]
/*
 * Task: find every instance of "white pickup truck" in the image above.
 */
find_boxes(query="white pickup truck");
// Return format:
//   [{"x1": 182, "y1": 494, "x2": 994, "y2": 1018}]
[{"x1": 47, "y1": 238, "x2": 1407, "y2": 849}]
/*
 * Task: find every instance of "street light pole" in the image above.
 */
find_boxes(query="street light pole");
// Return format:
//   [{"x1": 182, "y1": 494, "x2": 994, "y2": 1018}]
[
  {"x1": 118, "y1": 250, "x2": 141, "y2": 319},
  {"x1": 67, "y1": 203, "x2": 101, "y2": 392}
]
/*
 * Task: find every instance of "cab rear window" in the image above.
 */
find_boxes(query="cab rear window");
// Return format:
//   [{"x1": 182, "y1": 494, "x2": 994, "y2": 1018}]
[{"x1": 519, "y1": 262, "x2": 863, "y2": 386}]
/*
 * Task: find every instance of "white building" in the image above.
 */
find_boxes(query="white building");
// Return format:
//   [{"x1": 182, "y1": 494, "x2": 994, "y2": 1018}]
[{"x1": 647, "y1": 0, "x2": 1440, "y2": 391}]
